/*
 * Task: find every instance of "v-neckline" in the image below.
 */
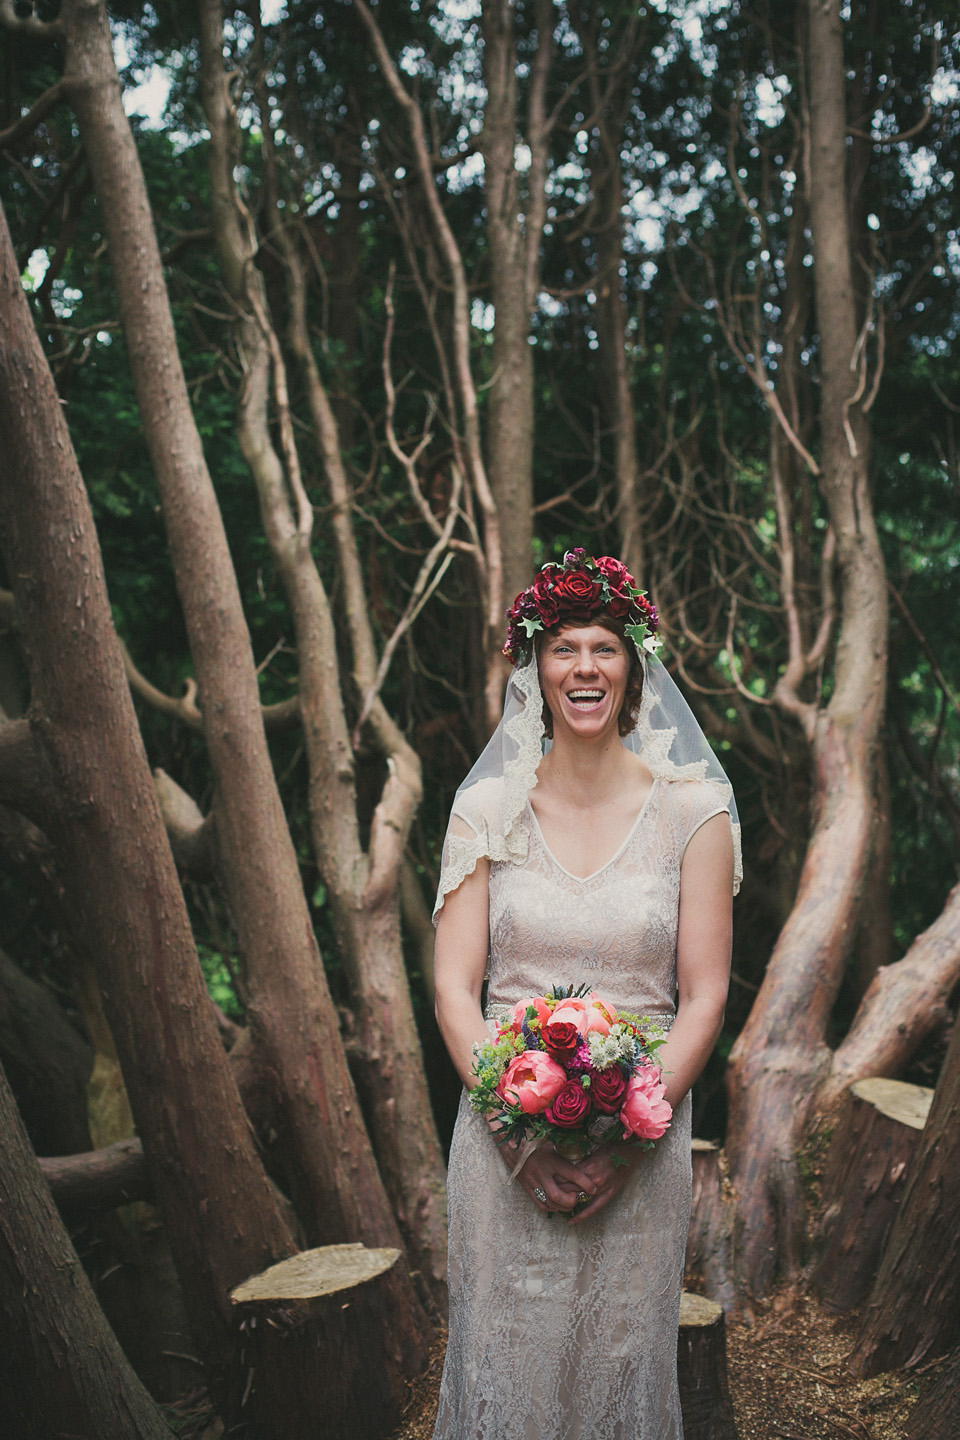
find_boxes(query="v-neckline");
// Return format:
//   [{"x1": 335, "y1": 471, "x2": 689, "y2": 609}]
[{"x1": 526, "y1": 780, "x2": 658, "y2": 883}]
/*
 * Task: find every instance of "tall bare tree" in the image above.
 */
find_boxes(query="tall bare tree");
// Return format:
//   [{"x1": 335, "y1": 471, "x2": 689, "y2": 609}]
[
  {"x1": 197, "y1": 0, "x2": 447, "y2": 1302},
  {"x1": 0, "y1": 194, "x2": 296, "y2": 1396},
  {"x1": 724, "y1": 0, "x2": 888, "y2": 1297}
]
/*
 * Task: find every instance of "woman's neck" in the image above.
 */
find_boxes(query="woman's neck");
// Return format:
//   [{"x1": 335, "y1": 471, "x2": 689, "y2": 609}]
[{"x1": 536, "y1": 730, "x2": 642, "y2": 808}]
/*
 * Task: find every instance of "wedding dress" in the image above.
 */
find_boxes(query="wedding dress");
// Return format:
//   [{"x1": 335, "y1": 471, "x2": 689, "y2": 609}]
[{"x1": 432, "y1": 775, "x2": 728, "y2": 1440}]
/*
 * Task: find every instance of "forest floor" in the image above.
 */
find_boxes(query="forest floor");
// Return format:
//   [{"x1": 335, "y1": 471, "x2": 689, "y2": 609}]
[{"x1": 387, "y1": 1288, "x2": 939, "y2": 1440}]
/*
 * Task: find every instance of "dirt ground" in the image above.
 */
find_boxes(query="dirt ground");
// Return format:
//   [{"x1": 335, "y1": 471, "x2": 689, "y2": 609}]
[{"x1": 387, "y1": 1290, "x2": 941, "y2": 1440}]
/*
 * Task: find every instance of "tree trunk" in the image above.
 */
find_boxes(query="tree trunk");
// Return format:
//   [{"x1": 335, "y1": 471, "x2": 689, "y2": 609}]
[
  {"x1": 810, "y1": 1077, "x2": 931, "y2": 1313},
  {"x1": 677, "y1": 1293, "x2": 739, "y2": 1440},
  {"x1": 849, "y1": 1005, "x2": 960, "y2": 1375},
  {"x1": 198, "y1": 0, "x2": 447, "y2": 1308},
  {"x1": 820, "y1": 878, "x2": 960, "y2": 1114},
  {"x1": 231, "y1": 1244, "x2": 407, "y2": 1440},
  {"x1": 724, "y1": 0, "x2": 888, "y2": 1301},
  {"x1": 0, "y1": 1058, "x2": 173, "y2": 1440},
  {"x1": 904, "y1": 1349, "x2": 960, "y2": 1440},
  {"x1": 57, "y1": 0, "x2": 432, "y2": 1366},
  {"x1": 0, "y1": 194, "x2": 296, "y2": 1396},
  {"x1": 480, "y1": 0, "x2": 551, "y2": 605},
  {"x1": 684, "y1": 1140, "x2": 736, "y2": 1314},
  {"x1": 0, "y1": 944, "x2": 92, "y2": 1156}
]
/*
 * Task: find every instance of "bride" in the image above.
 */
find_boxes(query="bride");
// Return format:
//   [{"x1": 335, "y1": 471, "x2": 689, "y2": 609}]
[{"x1": 431, "y1": 551, "x2": 738, "y2": 1440}]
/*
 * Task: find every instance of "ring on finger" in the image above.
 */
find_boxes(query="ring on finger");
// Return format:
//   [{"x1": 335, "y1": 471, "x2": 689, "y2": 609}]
[
  {"x1": 576, "y1": 1190, "x2": 589, "y2": 1205},
  {"x1": 533, "y1": 1186, "x2": 548, "y2": 1204}
]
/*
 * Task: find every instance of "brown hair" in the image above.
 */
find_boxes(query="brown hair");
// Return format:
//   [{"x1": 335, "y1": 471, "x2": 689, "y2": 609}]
[{"x1": 536, "y1": 614, "x2": 644, "y2": 740}]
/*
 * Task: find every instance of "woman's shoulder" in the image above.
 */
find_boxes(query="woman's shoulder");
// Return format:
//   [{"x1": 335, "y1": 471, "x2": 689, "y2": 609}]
[
  {"x1": 657, "y1": 776, "x2": 732, "y2": 834},
  {"x1": 451, "y1": 775, "x2": 508, "y2": 837}
]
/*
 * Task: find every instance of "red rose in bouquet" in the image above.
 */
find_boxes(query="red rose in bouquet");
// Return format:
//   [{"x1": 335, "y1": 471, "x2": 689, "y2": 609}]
[
  {"x1": 542, "y1": 1018, "x2": 581, "y2": 1062},
  {"x1": 546, "y1": 1080, "x2": 591, "y2": 1128},
  {"x1": 589, "y1": 1065, "x2": 628, "y2": 1114}
]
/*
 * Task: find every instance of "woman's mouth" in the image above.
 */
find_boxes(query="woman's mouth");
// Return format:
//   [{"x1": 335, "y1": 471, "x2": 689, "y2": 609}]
[{"x1": 566, "y1": 689, "x2": 605, "y2": 709}]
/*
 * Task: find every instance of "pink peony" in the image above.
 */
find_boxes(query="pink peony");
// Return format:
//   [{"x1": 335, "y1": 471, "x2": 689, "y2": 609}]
[
  {"x1": 499, "y1": 1051, "x2": 568, "y2": 1114},
  {"x1": 546, "y1": 1080, "x2": 592, "y2": 1128},
  {"x1": 512, "y1": 995, "x2": 553, "y2": 1030},
  {"x1": 588, "y1": 994, "x2": 619, "y2": 1027},
  {"x1": 620, "y1": 1065, "x2": 673, "y2": 1141},
  {"x1": 550, "y1": 999, "x2": 589, "y2": 1035},
  {"x1": 583, "y1": 1006, "x2": 614, "y2": 1037}
]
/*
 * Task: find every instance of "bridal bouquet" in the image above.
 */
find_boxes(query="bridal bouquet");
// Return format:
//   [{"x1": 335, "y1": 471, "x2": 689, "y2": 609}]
[{"x1": 470, "y1": 984, "x2": 672, "y2": 1156}]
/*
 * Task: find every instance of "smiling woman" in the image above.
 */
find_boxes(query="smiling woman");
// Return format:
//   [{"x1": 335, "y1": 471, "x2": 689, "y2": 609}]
[
  {"x1": 536, "y1": 618, "x2": 643, "y2": 741},
  {"x1": 430, "y1": 549, "x2": 740, "y2": 1440}
]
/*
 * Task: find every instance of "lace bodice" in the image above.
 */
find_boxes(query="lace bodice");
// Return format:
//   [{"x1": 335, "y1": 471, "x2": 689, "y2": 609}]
[{"x1": 486, "y1": 779, "x2": 726, "y2": 1018}]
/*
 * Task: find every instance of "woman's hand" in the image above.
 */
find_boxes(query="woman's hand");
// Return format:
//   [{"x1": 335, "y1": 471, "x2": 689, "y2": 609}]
[
  {"x1": 565, "y1": 1143, "x2": 642, "y2": 1225},
  {"x1": 497, "y1": 1132, "x2": 598, "y2": 1215}
]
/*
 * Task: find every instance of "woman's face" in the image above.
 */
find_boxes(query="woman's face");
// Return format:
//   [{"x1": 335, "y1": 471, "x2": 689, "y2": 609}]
[{"x1": 538, "y1": 624, "x2": 630, "y2": 742}]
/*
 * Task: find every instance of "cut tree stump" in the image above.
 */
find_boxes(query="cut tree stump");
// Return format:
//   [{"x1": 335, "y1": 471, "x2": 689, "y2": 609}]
[
  {"x1": 231, "y1": 1242, "x2": 403, "y2": 1440},
  {"x1": 811, "y1": 1076, "x2": 933, "y2": 1314},
  {"x1": 677, "y1": 1291, "x2": 739, "y2": 1440},
  {"x1": 685, "y1": 1140, "x2": 736, "y2": 1313}
]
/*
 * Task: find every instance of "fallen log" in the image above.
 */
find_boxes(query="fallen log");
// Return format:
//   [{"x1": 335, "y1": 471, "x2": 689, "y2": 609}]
[
  {"x1": 677, "y1": 1291, "x2": 739, "y2": 1440},
  {"x1": 38, "y1": 1137, "x2": 151, "y2": 1209},
  {"x1": 231, "y1": 1243, "x2": 404, "y2": 1440},
  {"x1": 810, "y1": 1077, "x2": 932, "y2": 1314}
]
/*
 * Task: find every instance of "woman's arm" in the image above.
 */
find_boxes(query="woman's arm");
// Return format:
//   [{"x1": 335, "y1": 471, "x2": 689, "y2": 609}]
[
  {"x1": 433, "y1": 855, "x2": 493, "y2": 1087},
  {"x1": 569, "y1": 810, "x2": 733, "y2": 1225},
  {"x1": 657, "y1": 810, "x2": 734, "y2": 1109}
]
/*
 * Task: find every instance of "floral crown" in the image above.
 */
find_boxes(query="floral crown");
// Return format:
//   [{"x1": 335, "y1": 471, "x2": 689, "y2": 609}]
[{"x1": 503, "y1": 549, "x2": 661, "y2": 665}]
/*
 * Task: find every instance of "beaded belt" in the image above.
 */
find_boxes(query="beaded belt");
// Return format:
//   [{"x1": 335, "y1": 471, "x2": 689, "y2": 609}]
[{"x1": 484, "y1": 1001, "x2": 675, "y2": 1031}]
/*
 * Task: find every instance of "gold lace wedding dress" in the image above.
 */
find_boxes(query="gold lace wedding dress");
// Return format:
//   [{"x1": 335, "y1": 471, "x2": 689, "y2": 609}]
[{"x1": 433, "y1": 777, "x2": 727, "y2": 1440}]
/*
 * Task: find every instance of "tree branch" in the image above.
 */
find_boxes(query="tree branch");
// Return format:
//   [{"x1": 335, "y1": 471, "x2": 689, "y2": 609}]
[
  {"x1": 39, "y1": 1138, "x2": 152, "y2": 1210},
  {"x1": 0, "y1": 79, "x2": 66, "y2": 147},
  {"x1": 0, "y1": 716, "x2": 46, "y2": 817},
  {"x1": 152, "y1": 768, "x2": 218, "y2": 882}
]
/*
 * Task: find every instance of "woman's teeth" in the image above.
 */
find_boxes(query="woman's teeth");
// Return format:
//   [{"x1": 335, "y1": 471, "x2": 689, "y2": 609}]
[{"x1": 568, "y1": 690, "x2": 604, "y2": 707}]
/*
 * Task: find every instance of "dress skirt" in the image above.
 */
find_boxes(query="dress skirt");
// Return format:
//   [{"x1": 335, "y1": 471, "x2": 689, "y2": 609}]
[{"x1": 433, "y1": 1088, "x2": 692, "y2": 1440}]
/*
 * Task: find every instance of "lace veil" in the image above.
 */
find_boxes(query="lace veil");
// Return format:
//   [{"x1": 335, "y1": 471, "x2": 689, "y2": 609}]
[{"x1": 433, "y1": 649, "x2": 742, "y2": 920}]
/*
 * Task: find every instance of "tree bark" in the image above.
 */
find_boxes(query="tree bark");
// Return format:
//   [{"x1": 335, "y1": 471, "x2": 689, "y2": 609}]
[
  {"x1": 810, "y1": 1077, "x2": 931, "y2": 1313},
  {"x1": 0, "y1": 944, "x2": 92, "y2": 1156},
  {"x1": 57, "y1": 0, "x2": 432, "y2": 1370},
  {"x1": 676, "y1": 1293, "x2": 739, "y2": 1440},
  {"x1": 820, "y1": 878, "x2": 960, "y2": 1114},
  {"x1": 849, "y1": 1006, "x2": 960, "y2": 1375},
  {"x1": 0, "y1": 193, "x2": 297, "y2": 1395},
  {"x1": 198, "y1": 0, "x2": 447, "y2": 1308},
  {"x1": 39, "y1": 1136, "x2": 151, "y2": 1210},
  {"x1": 569, "y1": 8, "x2": 646, "y2": 582},
  {"x1": 231, "y1": 1244, "x2": 407, "y2": 1440},
  {"x1": 684, "y1": 1140, "x2": 736, "y2": 1314},
  {"x1": 481, "y1": 0, "x2": 552, "y2": 604},
  {"x1": 724, "y1": 0, "x2": 888, "y2": 1301},
  {"x1": 904, "y1": 1349, "x2": 960, "y2": 1440},
  {"x1": 0, "y1": 1059, "x2": 173, "y2": 1440}
]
